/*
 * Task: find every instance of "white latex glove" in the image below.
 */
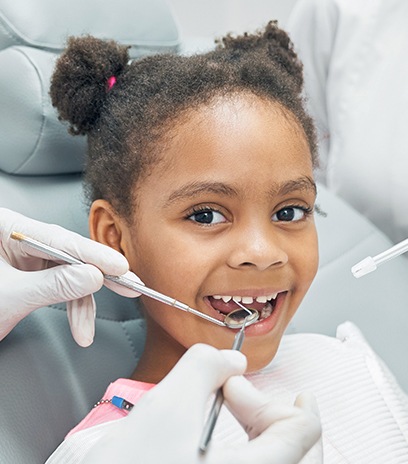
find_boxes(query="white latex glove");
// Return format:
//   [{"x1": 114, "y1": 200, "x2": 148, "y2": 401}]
[
  {"x1": 85, "y1": 344, "x2": 321, "y2": 464},
  {"x1": 0, "y1": 208, "x2": 141, "y2": 346}
]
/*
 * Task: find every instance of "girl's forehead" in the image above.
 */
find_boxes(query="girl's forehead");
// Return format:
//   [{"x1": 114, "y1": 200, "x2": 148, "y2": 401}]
[
  {"x1": 182, "y1": 93, "x2": 291, "y2": 125},
  {"x1": 135, "y1": 94, "x2": 314, "y2": 206},
  {"x1": 156, "y1": 94, "x2": 312, "y2": 174}
]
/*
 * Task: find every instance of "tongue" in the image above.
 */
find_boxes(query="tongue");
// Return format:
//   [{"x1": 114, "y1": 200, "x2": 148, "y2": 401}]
[{"x1": 209, "y1": 297, "x2": 266, "y2": 315}]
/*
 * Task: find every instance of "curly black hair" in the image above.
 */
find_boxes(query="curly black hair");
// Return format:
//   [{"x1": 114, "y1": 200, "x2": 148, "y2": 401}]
[{"x1": 50, "y1": 21, "x2": 317, "y2": 220}]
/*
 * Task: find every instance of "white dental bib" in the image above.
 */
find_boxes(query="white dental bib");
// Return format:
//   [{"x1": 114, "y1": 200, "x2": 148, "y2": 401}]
[{"x1": 46, "y1": 322, "x2": 408, "y2": 463}]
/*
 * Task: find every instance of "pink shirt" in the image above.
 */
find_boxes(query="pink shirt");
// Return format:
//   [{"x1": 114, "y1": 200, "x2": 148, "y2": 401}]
[{"x1": 66, "y1": 378, "x2": 155, "y2": 438}]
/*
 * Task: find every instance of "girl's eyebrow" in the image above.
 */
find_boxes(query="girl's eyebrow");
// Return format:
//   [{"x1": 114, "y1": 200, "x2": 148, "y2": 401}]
[
  {"x1": 275, "y1": 176, "x2": 317, "y2": 197},
  {"x1": 165, "y1": 176, "x2": 316, "y2": 206},
  {"x1": 165, "y1": 182, "x2": 239, "y2": 205}
]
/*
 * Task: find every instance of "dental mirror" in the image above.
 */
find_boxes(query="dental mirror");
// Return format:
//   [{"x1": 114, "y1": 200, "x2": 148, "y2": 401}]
[{"x1": 224, "y1": 307, "x2": 259, "y2": 329}]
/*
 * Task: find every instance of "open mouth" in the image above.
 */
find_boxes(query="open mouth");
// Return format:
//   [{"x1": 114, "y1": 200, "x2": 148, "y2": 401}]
[{"x1": 206, "y1": 293, "x2": 279, "y2": 323}]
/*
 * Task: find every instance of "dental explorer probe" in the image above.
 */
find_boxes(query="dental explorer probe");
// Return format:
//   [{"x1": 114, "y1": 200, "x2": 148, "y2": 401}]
[
  {"x1": 352, "y1": 236, "x2": 408, "y2": 278},
  {"x1": 10, "y1": 231, "x2": 233, "y2": 328},
  {"x1": 199, "y1": 300, "x2": 252, "y2": 453}
]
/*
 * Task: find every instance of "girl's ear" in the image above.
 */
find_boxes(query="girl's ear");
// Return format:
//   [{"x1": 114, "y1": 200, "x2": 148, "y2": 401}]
[{"x1": 89, "y1": 200, "x2": 126, "y2": 254}]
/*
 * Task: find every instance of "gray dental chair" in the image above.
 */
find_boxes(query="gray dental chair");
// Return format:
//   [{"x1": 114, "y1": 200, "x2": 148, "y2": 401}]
[
  {"x1": 0, "y1": 1, "x2": 179, "y2": 463},
  {"x1": 1, "y1": 1, "x2": 408, "y2": 463}
]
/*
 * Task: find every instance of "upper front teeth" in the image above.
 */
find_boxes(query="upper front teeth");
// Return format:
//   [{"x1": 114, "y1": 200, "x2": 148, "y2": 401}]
[{"x1": 213, "y1": 293, "x2": 278, "y2": 303}]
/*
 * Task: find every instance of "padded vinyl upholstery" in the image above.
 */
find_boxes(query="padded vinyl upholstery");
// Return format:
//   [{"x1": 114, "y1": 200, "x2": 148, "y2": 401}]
[
  {"x1": 1, "y1": 2, "x2": 408, "y2": 463},
  {"x1": 0, "y1": 1, "x2": 174, "y2": 462}
]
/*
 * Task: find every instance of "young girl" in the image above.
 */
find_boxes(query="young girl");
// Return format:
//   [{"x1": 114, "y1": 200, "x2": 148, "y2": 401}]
[{"x1": 47, "y1": 22, "x2": 408, "y2": 462}]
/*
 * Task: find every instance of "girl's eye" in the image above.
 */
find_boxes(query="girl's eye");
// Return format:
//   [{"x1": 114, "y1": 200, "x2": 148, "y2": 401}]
[
  {"x1": 188, "y1": 209, "x2": 226, "y2": 225},
  {"x1": 272, "y1": 206, "x2": 310, "y2": 222}
]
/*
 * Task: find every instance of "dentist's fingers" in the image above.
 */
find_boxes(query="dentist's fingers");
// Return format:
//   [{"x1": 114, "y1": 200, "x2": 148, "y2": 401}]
[
  {"x1": 224, "y1": 377, "x2": 320, "y2": 440},
  {"x1": 1, "y1": 208, "x2": 129, "y2": 275},
  {"x1": 66, "y1": 294, "x2": 96, "y2": 347},
  {"x1": 103, "y1": 270, "x2": 142, "y2": 298},
  {"x1": 151, "y1": 344, "x2": 247, "y2": 407},
  {"x1": 84, "y1": 347, "x2": 320, "y2": 464},
  {"x1": 294, "y1": 391, "x2": 320, "y2": 416},
  {"x1": 2, "y1": 260, "x2": 139, "y2": 346},
  {"x1": 212, "y1": 376, "x2": 321, "y2": 464},
  {"x1": 0, "y1": 262, "x2": 103, "y2": 342},
  {"x1": 84, "y1": 345, "x2": 248, "y2": 464},
  {"x1": 4, "y1": 264, "x2": 104, "y2": 310},
  {"x1": 0, "y1": 208, "x2": 142, "y2": 347}
]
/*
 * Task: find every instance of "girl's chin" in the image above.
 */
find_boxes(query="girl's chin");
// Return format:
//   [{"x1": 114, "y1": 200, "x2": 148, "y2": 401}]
[
  {"x1": 242, "y1": 325, "x2": 288, "y2": 372},
  {"x1": 245, "y1": 355, "x2": 275, "y2": 373}
]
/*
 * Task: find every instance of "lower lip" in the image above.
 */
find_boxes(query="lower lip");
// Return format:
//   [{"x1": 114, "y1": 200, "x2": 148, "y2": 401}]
[{"x1": 204, "y1": 292, "x2": 287, "y2": 337}]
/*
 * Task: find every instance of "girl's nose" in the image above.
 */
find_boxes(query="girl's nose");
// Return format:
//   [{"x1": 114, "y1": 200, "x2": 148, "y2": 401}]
[{"x1": 227, "y1": 224, "x2": 288, "y2": 271}]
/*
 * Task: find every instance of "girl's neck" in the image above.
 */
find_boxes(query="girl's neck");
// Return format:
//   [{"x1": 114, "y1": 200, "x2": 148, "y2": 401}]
[{"x1": 130, "y1": 325, "x2": 187, "y2": 384}]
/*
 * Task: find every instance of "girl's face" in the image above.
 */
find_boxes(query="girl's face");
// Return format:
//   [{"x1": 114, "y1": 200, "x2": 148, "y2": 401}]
[{"x1": 95, "y1": 95, "x2": 318, "y2": 383}]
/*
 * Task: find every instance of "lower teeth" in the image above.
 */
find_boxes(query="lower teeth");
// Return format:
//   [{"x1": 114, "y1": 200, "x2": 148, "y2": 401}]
[
  {"x1": 212, "y1": 300, "x2": 274, "y2": 321},
  {"x1": 260, "y1": 304, "x2": 273, "y2": 320}
]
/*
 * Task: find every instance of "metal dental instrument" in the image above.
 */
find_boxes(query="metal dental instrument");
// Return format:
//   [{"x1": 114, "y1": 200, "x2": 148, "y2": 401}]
[
  {"x1": 352, "y1": 236, "x2": 408, "y2": 278},
  {"x1": 10, "y1": 231, "x2": 232, "y2": 328},
  {"x1": 223, "y1": 305, "x2": 259, "y2": 328},
  {"x1": 199, "y1": 300, "x2": 254, "y2": 453},
  {"x1": 11, "y1": 232, "x2": 260, "y2": 448}
]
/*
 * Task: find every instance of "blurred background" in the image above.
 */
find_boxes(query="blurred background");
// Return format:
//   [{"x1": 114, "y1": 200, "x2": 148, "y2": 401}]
[{"x1": 167, "y1": 0, "x2": 298, "y2": 42}]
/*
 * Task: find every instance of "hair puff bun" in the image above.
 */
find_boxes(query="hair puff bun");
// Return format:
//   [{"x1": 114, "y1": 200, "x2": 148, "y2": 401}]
[{"x1": 50, "y1": 35, "x2": 129, "y2": 135}]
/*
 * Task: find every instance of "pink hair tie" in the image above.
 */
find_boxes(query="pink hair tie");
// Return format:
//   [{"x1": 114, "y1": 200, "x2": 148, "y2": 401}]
[{"x1": 107, "y1": 76, "x2": 117, "y2": 91}]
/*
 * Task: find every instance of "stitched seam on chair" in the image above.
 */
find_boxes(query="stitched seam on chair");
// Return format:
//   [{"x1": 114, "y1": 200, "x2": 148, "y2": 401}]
[
  {"x1": 0, "y1": 10, "x2": 24, "y2": 44},
  {"x1": 0, "y1": 13, "x2": 180, "y2": 50},
  {"x1": 12, "y1": 47, "x2": 47, "y2": 174},
  {"x1": 120, "y1": 322, "x2": 139, "y2": 359},
  {"x1": 0, "y1": 10, "x2": 61, "y2": 50},
  {"x1": 97, "y1": 316, "x2": 140, "y2": 323},
  {"x1": 98, "y1": 316, "x2": 140, "y2": 322},
  {"x1": 48, "y1": 303, "x2": 66, "y2": 311},
  {"x1": 0, "y1": 23, "x2": 16, "y2": 43}
]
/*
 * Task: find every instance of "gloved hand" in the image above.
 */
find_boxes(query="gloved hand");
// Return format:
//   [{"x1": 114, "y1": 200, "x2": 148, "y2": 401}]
[
  {"x1": 0, "y1": 208, "x2": 141, "y2": 346},
  {"x1": 85, "y1": 344, "x2": 321, "y2": 464}
]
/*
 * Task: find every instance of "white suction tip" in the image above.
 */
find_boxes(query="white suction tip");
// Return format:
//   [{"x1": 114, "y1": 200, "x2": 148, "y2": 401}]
[{"x1": 351, "y1": 256, "x2": 377, "y2": 278}]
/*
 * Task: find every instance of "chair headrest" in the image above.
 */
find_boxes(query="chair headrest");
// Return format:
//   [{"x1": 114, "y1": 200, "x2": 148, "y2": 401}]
[
  {"x1": 0, "y1": 0, "x2": 181, "y2": 175},
  {"x1": 0, "y1": 0, "x2": 180, "y2": 55}
]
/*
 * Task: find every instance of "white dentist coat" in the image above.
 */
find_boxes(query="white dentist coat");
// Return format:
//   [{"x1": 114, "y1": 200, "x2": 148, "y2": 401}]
[{"x1": 287, "y1": 0, "x2": 408, "y2": 243}]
